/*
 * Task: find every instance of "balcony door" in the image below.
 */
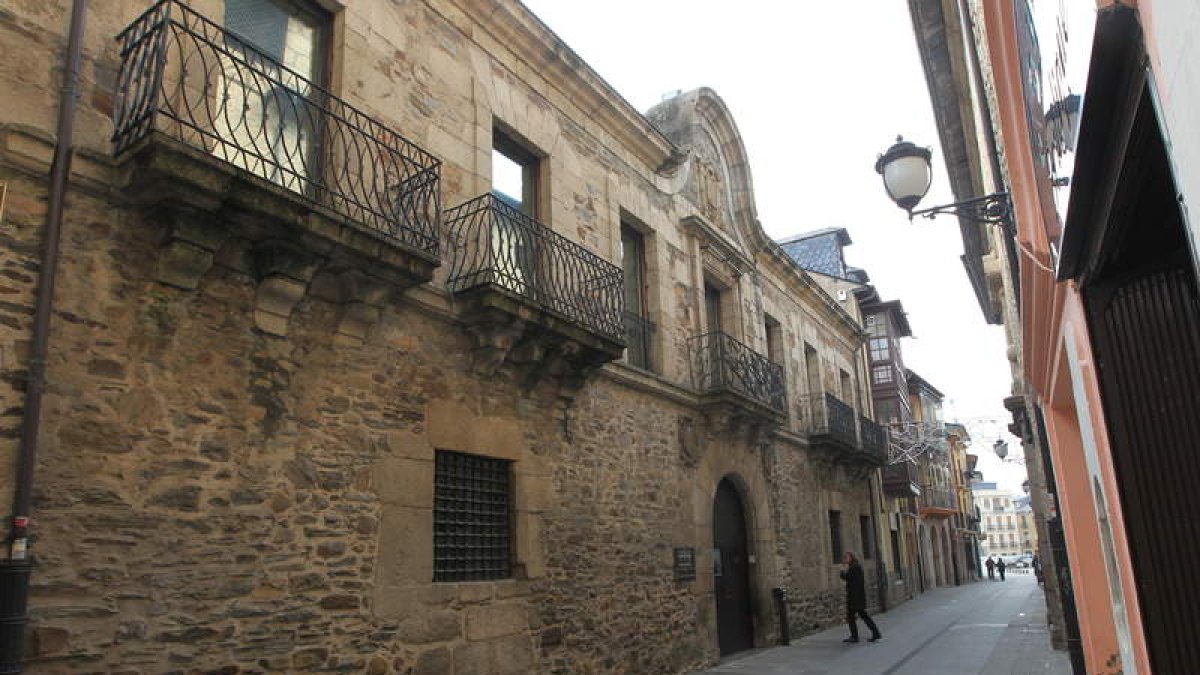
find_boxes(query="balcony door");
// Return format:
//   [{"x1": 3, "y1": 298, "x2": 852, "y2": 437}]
[
  {"x1": 218, "y1": 0, "x2": 327, "y2": 193},
  {"x1": 490, "y1": 129, "x2": 542, "y2": 298}
]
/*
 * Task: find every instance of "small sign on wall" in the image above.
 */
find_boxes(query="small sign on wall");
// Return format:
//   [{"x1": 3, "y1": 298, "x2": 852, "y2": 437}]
[{"x1": 674, "y1": 547, "x2": 697, "y2": 582}]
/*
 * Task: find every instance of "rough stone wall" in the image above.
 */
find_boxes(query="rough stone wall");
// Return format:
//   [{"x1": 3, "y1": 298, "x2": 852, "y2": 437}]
[{"x1": 0, "y1": 1, "x2": 884, "y2": 673}]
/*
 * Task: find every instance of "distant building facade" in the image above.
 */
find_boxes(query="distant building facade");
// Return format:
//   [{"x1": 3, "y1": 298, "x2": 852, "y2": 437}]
[{"x1": 974, "y1": 483, "x2": 1022, "y2": 558}]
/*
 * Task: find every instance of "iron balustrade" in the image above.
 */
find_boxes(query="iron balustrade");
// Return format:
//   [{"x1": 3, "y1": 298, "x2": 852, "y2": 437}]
[
  {"x1": 860, "y1": 416, "x2": 888, "y2": 462},
  {"x1": 112, "y1": 0, "x2": 441, "y2": 255},
  {"x1": 690, "y1": 331, "x2": 786, "y2": 413},
  {"x1": 623, "y1": 311, "x2": 655, "y2": 370},
  {"x1": 920, "y1": 486, "x2": 957, "y2": 511},
  {"x1": 799, "y1": 392, "x2": 859, "y2": 449},
  {"x1": 882, "y1": 461, "x2": 920, "y2": 493},
  {"x1": 444, "y1": 194, "x2": 625, "y2": 342}
]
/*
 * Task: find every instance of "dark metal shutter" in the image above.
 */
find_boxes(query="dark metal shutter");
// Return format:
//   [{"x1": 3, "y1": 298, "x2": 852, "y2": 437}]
[{"x1": 1090, "y1": 266, "x2": 1200, "y2": 673}]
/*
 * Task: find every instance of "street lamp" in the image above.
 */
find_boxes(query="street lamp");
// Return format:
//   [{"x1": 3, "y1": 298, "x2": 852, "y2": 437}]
[
  {"x1": 875, "y1": 136, "x2": 1013, "y2": 225},
  {"x1": 992, "y1": 438, "x2": 1025, "y2": 465}
]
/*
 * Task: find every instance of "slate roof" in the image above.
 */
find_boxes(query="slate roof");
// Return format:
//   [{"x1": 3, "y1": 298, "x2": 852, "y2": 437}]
[{"x1": 777, "y1": 228, "x2": 853, "y2": 280}]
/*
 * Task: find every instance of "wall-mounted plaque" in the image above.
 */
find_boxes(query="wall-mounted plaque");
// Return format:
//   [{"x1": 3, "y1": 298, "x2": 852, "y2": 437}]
[{"x1": 674, "y1": 547, "x2": 697, "y2": 581}]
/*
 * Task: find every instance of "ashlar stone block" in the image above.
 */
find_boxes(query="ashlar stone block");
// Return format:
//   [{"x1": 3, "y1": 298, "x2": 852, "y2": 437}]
[{"x1": 465, "y1": 602, "x2": 528, "y2": 641}]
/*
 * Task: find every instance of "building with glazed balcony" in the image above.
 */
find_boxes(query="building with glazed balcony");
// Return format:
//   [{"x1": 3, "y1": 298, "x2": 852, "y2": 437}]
[{"x1": 0, "y1": 1, "x2": 892, "y2": 672}]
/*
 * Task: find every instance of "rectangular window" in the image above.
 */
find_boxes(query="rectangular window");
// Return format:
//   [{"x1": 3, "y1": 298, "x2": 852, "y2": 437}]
[
  {"x1": 804, "y1": 343, "x2": 821, "y2": 396},
  {"x1": 433, "y1": 450, "x2": 512, "y2": 582},
  {"x1": 220, "y1": 0, "x2": 329, "y2": 192},
  {"x1": 890, "y1": 529, "x2": 902, "y2": 578},
  {"x1": 869, "y1": 337, "x2": 890, "y2": 362},
  {"x1": 840, "y1": 369, "x2": 854, "y2": 404},
  {"x1": 865, "y1": 314, "x2": 887, "y2": 338},
  {"x1": 704, "y1": 283, "x2": 723, "y2": 334},
  {"x1": 859, "y1": 516, "x2": 873, "y2": 559},
  {"x1": 621, "y1": 223, "x2": 652, "y2": 370},
  {"x1": 764, "y1": 313, "x2": 783, "y2": 365},
  {"x1": 875, "y1": 398, "x2": 899, "y2": 425},
  {"x1": 490, "y1": 127, "x2": 543, "y2": 295},
  {"x1": 492, "y1": 127, "x2": 540, "y2": 216},
  {"x1": 872, "y1": 365, "x2": 893, "y2": 384},
  {"x1": 829, "y1": 510, "x2": 842, "y2": 562}
]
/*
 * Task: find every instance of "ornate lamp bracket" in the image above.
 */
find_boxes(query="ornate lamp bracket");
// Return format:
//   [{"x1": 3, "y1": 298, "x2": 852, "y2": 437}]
[{"x1": 909, "y1": 192, "x2": 1013, "y2": 229}]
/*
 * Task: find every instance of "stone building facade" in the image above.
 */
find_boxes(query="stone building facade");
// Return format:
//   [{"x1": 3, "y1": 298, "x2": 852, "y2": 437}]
[{"x1": 0, "y1": 0, "x2": 890, "y2": 673}]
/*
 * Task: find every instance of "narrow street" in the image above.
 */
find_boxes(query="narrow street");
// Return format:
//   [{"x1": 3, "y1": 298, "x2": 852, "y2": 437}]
[{"x1": 697, "y1": 574, "x2": 1069, "y2": 675}]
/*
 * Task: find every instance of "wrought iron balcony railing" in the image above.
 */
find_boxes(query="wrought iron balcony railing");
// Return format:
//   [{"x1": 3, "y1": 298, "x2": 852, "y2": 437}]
[
  {"x1": 623, "y1": 311, "x2": 655, "y2": 370},
  {"x1": 799, "y1": 392, "x2": 859, "y2": 449},
  {"x1": 112, "y1": 0, "x2": 441, "y2": 255},
  {"x1": 860, "y1": 416, "x2": 888, "y2": 462},
  {"x1": 691, "y1": 331, "x2": 786, "y2": 414},
  {"x1": 920, "y1": 486, "x2": 957, "y2": 511},
  {"x1": 882, "y1": 461, "x2": 921, "y2": 497},
  {"x1": 445, "y1": 194, "x2": 625, "y2": 342}
]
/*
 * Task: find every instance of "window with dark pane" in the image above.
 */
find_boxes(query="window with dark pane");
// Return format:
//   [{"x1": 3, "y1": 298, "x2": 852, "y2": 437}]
[
  {"x1": 828, "y1": 509, "x2": 842, "y2": 562},
  {"x1": 859, "y1": 515, "x2": 872, "y2": 559},
  {"x1": 890, "y1": 529, "x2": 903, "y2": 578},
  {"x1": 621, "y1": 223, "x2": 652, "y2": 370},
  {"x1": 433, "y1": 450, "x2": 512, "y2": 582}
]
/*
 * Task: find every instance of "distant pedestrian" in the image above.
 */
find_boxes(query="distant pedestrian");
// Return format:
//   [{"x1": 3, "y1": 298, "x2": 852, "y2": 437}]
[
  {"x1": 1033, "y1": 555, "x2": 1043, "y2": 585},
  {"x1": 997, "y1": 557, "x2": 1007, "y2": 581},
  {"x1": 985, "y1": 556, "x2": 996, "y2": 580},
  {"x1": 840, "y1": 552, "x2": 882, "y2": 643}
]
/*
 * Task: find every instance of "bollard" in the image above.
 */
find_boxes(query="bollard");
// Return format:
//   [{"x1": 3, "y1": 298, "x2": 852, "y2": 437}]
[{"x1": 772, "y1": 587, "x2": 790, "y2": 646}]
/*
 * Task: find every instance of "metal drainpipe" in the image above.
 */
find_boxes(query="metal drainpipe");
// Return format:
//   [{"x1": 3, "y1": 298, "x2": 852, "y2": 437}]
[
  {"x1": 9, "y1": 0, "x2": 87, "y2": 559},
  {"x1": 2, "y1": 1, "x2": 88, "y2": 671}
]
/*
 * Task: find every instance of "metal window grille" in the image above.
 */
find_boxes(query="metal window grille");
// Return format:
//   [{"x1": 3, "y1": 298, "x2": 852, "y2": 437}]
[{"x1": 433, "y1": 450, "x2": 512, "y2": 582}]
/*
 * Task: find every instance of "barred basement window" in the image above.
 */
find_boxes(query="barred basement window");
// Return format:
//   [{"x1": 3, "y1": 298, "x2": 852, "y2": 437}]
[{"x1": 433, "y1": 450, "x2": 512, "y2": 582}]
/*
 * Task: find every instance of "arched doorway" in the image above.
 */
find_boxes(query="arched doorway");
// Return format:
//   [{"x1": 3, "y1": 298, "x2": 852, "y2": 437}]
[{"x1": 713, "y1": 477, "x2": 754, "y2": 656}]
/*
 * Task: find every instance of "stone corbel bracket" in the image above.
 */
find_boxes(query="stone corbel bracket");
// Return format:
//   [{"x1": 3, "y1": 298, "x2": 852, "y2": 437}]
[
  {"x1": 454, "y1": 288, "x2": 624, "y2": 402},
  {"x1": 309, "y1": 269, "x2": 393, "y2": 345},
  {"x1": 155, "y1": 208, "x2": 230, "y2": 290},
  {"x1": 252, "y1": 239, "x2": 321, "y2": 337}
]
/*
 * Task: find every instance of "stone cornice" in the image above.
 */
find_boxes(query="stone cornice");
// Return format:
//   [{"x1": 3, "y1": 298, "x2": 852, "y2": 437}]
[
  {"x1": 444, "y1": 0, "x2": 683, "y2": 174},
  {"x1": 755, "y1": 234, "x2": 865, "y2": 345},
  {"x1": 598, "y1": 362, "x2": 701, "y2": 408}
]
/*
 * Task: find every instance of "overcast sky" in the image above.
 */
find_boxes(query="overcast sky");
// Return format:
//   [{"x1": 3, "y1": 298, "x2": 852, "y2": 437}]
[{"x1": 521, "y1": 0, "x2": 1043, "y2": 494}]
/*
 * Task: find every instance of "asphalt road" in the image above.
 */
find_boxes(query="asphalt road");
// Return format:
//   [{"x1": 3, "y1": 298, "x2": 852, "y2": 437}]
[{"x1": 695, "y1": 574, "x2": 1070, "y2": 675}]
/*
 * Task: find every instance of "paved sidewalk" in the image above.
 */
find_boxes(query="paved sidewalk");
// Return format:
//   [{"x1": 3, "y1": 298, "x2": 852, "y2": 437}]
[{"x1": 694, "y1": 576, "x2": 1069, "y2": 675}]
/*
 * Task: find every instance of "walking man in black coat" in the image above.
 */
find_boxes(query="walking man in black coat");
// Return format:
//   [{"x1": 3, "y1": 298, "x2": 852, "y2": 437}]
[
  {"x1": 997, "y1": 557, "x2": 1007, "y2": 581},
  {"x1": 840, "y1": 552, "x2": 882, "y2": 643},
  {"x1": 985, "y1": 555, "x2": 996, "y2": 580}
]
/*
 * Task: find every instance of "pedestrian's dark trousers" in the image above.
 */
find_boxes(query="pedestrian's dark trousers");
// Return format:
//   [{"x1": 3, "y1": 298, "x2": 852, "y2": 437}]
[
  {"x1": 847, "y1": 609, "x2": 880, "y2": 640},
  {"x1": 987, "y1": 568, "x2": 994, "y2": 580},
  {"x1": 999, "y1": 567, "x2": 1006, "y2": 581}
]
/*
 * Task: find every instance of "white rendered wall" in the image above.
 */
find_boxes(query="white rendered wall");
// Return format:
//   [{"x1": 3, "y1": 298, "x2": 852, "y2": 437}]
[{"x1": 1143, "y1": 0, "x2": 1200, "y2": 270}]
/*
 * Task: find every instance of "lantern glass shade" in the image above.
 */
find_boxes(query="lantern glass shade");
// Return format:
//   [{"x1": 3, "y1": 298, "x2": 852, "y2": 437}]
[
  {"x1": 875, "y1": 138, "x2": 933, "y2": 212},
  {"x1": 993, "y1": 439, "x2": 1009, "y2": 460}
]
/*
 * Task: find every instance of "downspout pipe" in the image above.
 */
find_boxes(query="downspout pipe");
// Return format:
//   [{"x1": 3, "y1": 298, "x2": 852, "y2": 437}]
[
  {"x1": 8, "y1": 0, "x2": 88, "y2": 556},
  {"x1": 1, "y1": 4, "x2": 87, "y2": 670}
]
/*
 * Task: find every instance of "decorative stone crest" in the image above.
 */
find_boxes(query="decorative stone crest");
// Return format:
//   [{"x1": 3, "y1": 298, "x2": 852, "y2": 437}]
[{"x1": 695, "y1": 155, "x2": 725, "y2": 227}]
